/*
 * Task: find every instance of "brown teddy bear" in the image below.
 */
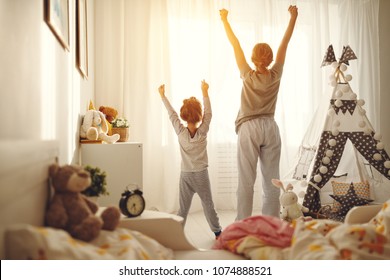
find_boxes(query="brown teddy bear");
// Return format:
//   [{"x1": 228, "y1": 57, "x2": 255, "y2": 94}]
[
  {"x1": 45, "y1": 163, "x2": 121, "y2": 242},
  {"x1": 99, "y1": 106, "x2": 118, "y2": 136},
  {"x1": 99, "y1": 106, "x2": 118, "y2": 123}
]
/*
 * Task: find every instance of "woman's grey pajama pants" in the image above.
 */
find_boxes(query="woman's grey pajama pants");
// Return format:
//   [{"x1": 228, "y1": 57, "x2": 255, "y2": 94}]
[{"x1": 236, "y1": 117, "x2": 282, "y2": 221}]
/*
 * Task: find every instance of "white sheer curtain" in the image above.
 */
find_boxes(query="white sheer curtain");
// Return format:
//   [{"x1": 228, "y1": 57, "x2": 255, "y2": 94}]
[{"x1": 94, "y1": 0, "x2": 380, "y2": 213}]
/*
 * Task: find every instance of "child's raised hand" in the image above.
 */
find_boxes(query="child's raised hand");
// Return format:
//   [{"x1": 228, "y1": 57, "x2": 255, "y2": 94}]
[
  {"x1": 158, "y1": 84, "x2": 165, "y2": 97},
  {"x1": 201, "y1": 80, "x2": 209, "y2": 97},
  {"x1": 219, "y1": 9, "x2": 228, "y2": 21},
  {"x1": 201, "y1": 79, "x2": 209, "y2": 91}
]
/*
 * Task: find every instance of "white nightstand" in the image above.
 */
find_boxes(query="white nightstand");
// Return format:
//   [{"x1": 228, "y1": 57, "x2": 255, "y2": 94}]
[{"x1": 80, "y1": 142, "x2": 143, "y2": 207}]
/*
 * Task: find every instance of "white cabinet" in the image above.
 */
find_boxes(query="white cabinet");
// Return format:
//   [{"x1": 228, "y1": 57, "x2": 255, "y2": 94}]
[{"x1": 80, "y1": 142, "x2": 143, "y2": 207}]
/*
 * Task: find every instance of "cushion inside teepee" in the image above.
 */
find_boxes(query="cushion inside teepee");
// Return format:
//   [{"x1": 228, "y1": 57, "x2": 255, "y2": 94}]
[
  {"x1": 320, "y1": 173, "x2": 348, "y2": 205},
  {"x1": 329, "y1": 182, "x2": 373, "y2": 217},
  {"x1": 330, "y1": 181, "x2": 371, "y2": 212}
]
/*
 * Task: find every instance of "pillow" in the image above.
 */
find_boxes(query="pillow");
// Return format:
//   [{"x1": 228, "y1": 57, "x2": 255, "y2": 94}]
[
  {"x1": 329, "y1": 183, "x2": 373, "y2": 217},
  {"x1": 5, "y1": 224, "x2": 173, "y2": 260},
  {"x1": 331, "y1": 181, "x2": 371, "y2": 212},
  {"x1": 320, "y1": 174, "x2": 348, "y2": 205}
]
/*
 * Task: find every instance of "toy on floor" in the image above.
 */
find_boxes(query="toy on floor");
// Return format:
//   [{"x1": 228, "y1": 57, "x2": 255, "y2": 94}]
[{"x1": 272, "y1": 179, "x2": 309, "y2": 222}]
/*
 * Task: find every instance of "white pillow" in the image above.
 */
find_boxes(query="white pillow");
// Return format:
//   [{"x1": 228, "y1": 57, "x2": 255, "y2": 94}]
[{"x1": 5, "y1": 224, "x2": 173, "y2": 260}]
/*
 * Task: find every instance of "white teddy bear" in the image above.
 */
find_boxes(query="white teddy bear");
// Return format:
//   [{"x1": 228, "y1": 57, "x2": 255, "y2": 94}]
[
  {"x1": 80, "y1": 109, "x2": 120, "y2": 144},
  {"x1": 272, "y1": 179, "x2": 309, "y2": 222}
]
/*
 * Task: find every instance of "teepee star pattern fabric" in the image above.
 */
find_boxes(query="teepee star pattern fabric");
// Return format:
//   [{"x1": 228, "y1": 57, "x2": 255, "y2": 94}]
[
  {"x1": 303, "y1": 46, "x2": 390, "y2": 214},
  {"x1": 330, "y1": 183, "x2": 373, "y2": 216},
  {"x1": 330, "y1": 99, "x2": 357, "y2": 115},
  {"x1": 304, "y1": 129, "x2": 390, "y2": 213},
  {"x1": 339, "y1": 45, "x2": 358, "y2": 65},
  {"x1": 321, "y1": 44, "x2": 337, "y2": 67}
]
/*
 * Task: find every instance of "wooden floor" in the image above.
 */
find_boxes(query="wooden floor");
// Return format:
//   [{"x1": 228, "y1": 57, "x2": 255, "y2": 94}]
[{"x1": 184, "y1": 209, "x2": 261, "y2": 249}]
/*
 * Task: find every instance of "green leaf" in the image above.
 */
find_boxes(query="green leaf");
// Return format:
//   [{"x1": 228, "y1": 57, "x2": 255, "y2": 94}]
[{"x1": 81, "y1": 165, "x2": 109, "y2": 197}]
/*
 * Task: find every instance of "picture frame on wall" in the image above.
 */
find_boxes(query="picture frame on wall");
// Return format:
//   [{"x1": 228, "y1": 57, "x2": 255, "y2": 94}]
[
  {"x1": 44, "y1": 0, "x2": 70, "y2": 51},
  {"x1": 76, "y1": 0, "x2": 88, "y2": 79}
]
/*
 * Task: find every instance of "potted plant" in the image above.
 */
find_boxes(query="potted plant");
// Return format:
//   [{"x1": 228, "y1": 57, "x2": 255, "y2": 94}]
[
  {"x1": 82, "y1": 165, "x2": 109, "y2": 199},
  {"x1": 111, "y1": 117, "x2": 130, "y2": 142}
]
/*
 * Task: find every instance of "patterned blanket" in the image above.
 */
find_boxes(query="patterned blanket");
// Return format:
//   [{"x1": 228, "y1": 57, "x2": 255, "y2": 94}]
[{"x1": 214, "y1": 200, "x2": 390, "y2": 260}]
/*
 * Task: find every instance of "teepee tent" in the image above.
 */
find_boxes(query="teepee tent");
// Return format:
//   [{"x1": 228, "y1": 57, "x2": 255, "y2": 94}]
[{"x1": 292, "y1": 45, "x2": 390, "y2": 214}]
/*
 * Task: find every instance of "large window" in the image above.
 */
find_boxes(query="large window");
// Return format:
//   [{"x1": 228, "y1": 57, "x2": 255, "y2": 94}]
[{"x1": 95, "y1": 0, "x2": 380, "y2": 213}]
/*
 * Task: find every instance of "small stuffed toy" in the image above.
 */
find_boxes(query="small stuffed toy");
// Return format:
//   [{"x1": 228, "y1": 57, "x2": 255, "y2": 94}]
[
  {"x1": 272, "y1": 179, "x2": 309, "y2": 222},
  {"x1": 45, "y1": 163, "x2": 121, "y2": 242},
  {"x1": 99, "y1": 106, "x2": 118, "y2": 123},
  {"x1": 99, "y1": 106, "x2": 118, "y2": 136},
  {"x1": 80, "y1": 109, "x2": 120, "y2": 143}
]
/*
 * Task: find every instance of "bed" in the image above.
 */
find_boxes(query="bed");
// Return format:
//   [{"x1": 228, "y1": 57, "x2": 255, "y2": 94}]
[
  {"x1": 0, "y1": 140, "x2": 242, "y2": 260},
  {"x1": 213, "y1": 202, "x2": 390, "y2": 260},
  {"x1": 1, "y1": 140, "x2": 388, "y2": 260}
]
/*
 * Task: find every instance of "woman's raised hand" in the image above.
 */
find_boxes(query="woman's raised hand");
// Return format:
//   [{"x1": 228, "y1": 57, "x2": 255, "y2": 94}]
[
  {"x1": 219, "y1": 9, "x2": 228, "y2": 21},
  {"x1": 288, "y1": 5, "x2": 298, "y2": 19}
]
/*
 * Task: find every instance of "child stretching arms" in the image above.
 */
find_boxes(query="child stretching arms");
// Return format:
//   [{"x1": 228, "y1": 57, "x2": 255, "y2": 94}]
[{"x1": 158, "y1": 80, "x2": 222, "y2": 239}]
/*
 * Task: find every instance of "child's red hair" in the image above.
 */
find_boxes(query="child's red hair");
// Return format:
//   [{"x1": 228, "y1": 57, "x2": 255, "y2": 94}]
[{"x1": 180, "y1": 97, "x2": 202, "y2": 124}]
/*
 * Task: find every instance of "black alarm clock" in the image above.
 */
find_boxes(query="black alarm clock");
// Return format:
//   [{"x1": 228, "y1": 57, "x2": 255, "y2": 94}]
[{"x1": 119, "y1": 188, "x2": 145, "y2": 218}]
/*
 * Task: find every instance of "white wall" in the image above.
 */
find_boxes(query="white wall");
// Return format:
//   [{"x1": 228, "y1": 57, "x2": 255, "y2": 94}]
[{"x1": 0, "y1": 0, "x2": 94, "y2": 164}]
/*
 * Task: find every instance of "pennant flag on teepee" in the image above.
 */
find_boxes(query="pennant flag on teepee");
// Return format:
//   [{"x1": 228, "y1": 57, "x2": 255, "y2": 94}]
[
  {"x1": 339, "y1": 45, "x2": 357, "y2": 65},
  {"x1": 321, "y1": 44, "x2": 337, "y2": 67},
  {"x1": 330, "y1": 100, "x2": 357, "y2": 115}
]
